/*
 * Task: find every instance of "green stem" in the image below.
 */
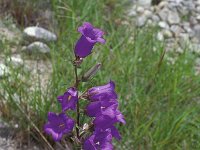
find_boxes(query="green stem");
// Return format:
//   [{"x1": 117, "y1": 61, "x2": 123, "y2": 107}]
[{"x1": 74, "y1": 65, "x2": 80, "y2": 139}]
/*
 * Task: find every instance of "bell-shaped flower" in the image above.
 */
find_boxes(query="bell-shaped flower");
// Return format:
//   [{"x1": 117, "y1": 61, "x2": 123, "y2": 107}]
[
  {"x1": 74, "y1": 22, "x2": 105, "y2": 58},
  {"x1": 83, "y1": 128, "x2": 113, "y2": 150},
  {"x1": 87, "y1": 81, "x2": 117, "y2": 101},
  {"x1": 93, "y1": 110, "x2": 126, "y2": 130},
  {"x1": 44, "y1": 112, "x2": 75, "y2": 141},
  {"x1": 86, "y1": 100, "x2": 118, "y2": 118},
  {"x1": 57, "y1": 87, "x2": 78, "y2": 112}
]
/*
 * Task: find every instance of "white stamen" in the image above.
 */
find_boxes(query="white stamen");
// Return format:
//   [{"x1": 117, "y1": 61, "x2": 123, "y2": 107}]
[{"x1": 96, "y1": 141, "x2": 100, "y2": 145}]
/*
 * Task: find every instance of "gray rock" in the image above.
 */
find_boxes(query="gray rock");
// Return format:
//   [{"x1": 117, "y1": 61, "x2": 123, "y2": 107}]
[
  {"x1": 189, "y1": 16, "x2": 198, "y2": 26},
  {"x1": 0, "y1": 118, "x2": 40, "y2": 150},
  {"x1": 167, "y1": 11, "x2": 180, "y2": 25},
  {"x1": 143, "y1": 10, "x2": 152, "y2": 18},
  {"x1": 170, "y1": 25, "x2": 184, "y2": 37},
  {"x1": 191, "y1": 11, "x2": 197, "y2": 17},
  {"x1": 182, "y1": 1, "x2": 195, "y2": 10},
  {"x1": 193, "y1": 25, "x2": 200, "y2": 42},
  {"x1": 158, "y1": 21, "x2": 169, "y2": 29},
  {"x1": 152, "y1": 15, "x2": 160, "y2": 22},
  {"x1": 167, "y1": 2, "x2": 178, "y2": 12},
  {"x1": 182, "y1": 24, "x2": 194, "y2": 37},
  {"x1": 189, "y1": 31, "x2": 196, "y2": 38},
  {"x1": 128, "y1": 10, "x2": 137, "y2": 17},
  {"x1": 6, "y1": 56, "x2": 23, "y2": 67},
  {"x1": 195, "y1": 0, "x2": 200, "y2": 6},
  {"x1": 24, "y1": 42, "x2": 51, "y2": 54},
  {"x1": 137, "y1": 0, "x2": 152, "y2": 7},
  {"x1": 177, "y1": 6, "x2": 189, "y2": 16},
  {"x1": 150, "y1": 6, "x2": 155, "y2": 12},
  {"x1": 136, "y1": 15, "x2": 147, "y2": 27},
  {"x1": 23, "y1": 26, "x2": 57, "y2": 42},
  {"x1": 182, "y1": 22, "x2": 190, "y2": 28},
  {"x1": 170, "y1": 0, "x2": 182, "y2": 5},
  {"x1": 136, "y1": 6, "x2": 145, "y2": 14},
  {"x1": 163, "y1": 30, "x2": 173, "y2": 38},
  {"x1": 158, "y1": 7, "x2": 171, "y2": 21},
  {"x1": 196, "y1": 15, "x2": 200, "y2": 21},
  {"x1": 0, "y1": 64, "x2": 9, "y2": 78},
  {"x1": 157, "y1": 1, "x2": 168, "y2": 10},
  {"x1": 196, "y1": 6, "x2": 200, "y2": 13},
  {"x1": 179, "y1": 34, "x2": 189, "y2": 43},
  {"x1": 165, "y1": 37, "x2": 176, "y2": 44}
]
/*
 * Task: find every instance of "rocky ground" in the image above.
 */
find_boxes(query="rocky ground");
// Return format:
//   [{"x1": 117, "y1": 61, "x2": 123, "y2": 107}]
[
  {"x1": 0, "y1": 119, "x2": 41, "y2": 150},
  {"x1": 0, "y1": 1, "x2": 56, "y2": 149},
  {"x1": 129, "y1": 0, "x2": 200, "y2": 54},
  {"x1": 0, "y1": 5, "x2": 74, "y2": 148}
]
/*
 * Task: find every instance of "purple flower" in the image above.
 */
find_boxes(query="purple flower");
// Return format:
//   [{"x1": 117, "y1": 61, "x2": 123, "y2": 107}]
[
  {"x1": 110, "y1": 125, "x2": 122, "y2": 140},
  {"x1": 57, "y1": 87, "x2": 78, "y2": 111},
  {"x1": 74, "y1": 22, "x2": 105, "y2": 58},
  {"x1": 93, "y1": 110, "x2": 126, "y2": 130},
  {"x1": 86, "y1": 100, "x2": 118, "y2": 118},
  {"x1": 44, "y1": 112, "x2": 74, "y2": 141},
  {"x1": 83, "y1": 129, "x2": 113, "y2": 150},
  {"x1": 88, "y1": 81, "x2": 117, "y2": 101}
]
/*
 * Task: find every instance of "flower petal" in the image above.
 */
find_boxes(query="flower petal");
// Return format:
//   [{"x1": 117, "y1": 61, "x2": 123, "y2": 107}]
[
  {"x1": 101, "y1": 142, "x2": 113, "y2": 150},
  {"x1": 44, "y1": 112, "x2": 74, "y2": 142},
  {"x1": 51, "y1": 132, "x2": 63, "y2": 141},
  {"x1": 86, "y1": 101, "x2": 101, "y2": 117},
  {"x1": 74, "y1": 22, "x2": 105, "y2": 58},
  {"x1": 58, "y1": 88, "x2": 78, "y2": 111},
  {"x1": 84, "y1": 135, "x2": 97, "y2": 150},
  {"x1": 97, "y1": 38, "x2": 106, "y2": 44},
  {"x1": 47, "y1": 112, "x2": 58, "y2": 123},
  {"x1": 94, "y1": 115, "x2": 115, "y2": 130},
  {"x1": 116, "y1": 110, "x2": 126, "y2": 124},
  {"x1": 110, "y1": 126, "x2": 121, "y2": 140}
]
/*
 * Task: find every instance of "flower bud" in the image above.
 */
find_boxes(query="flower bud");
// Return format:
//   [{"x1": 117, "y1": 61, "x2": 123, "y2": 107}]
[{"x1": 82, "y1": 63, "x2": 101, "y2": 82}]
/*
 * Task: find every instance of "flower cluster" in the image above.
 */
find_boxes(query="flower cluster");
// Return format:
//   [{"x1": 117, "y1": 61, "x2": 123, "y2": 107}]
[
  {"x1": 44, "y1": 22, "x2": 125, "y2": 150},
  {"x1": 44, "y1": 87, "x2": 78, "y2": 141},
  {"x1": 84, "y1": 81, "x2": 126, "y2": 149}
]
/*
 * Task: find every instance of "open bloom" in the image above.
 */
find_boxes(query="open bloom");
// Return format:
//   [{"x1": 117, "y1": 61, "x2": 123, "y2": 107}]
[
  {"x1": 44, "y1": 112, "x2": 75, "y2": 141},
  {"x1": 83, "y1": 129, "x2": 113, "y2": 150},
  {"x1": 74, "y1": 22, "x2": 105, "y2": 58},
  {"x1": 57, "y1": 87, "x2": 78, "y2": 111},
  {"x1": 86, "y1": 100, "x2": 118, "y2": 118},
  {"x1": 93, "y1": 110, "x2": 126, "y2": 130},
  {"x1": 88, "y1": 81, "x2": 117, "y2": 101}
]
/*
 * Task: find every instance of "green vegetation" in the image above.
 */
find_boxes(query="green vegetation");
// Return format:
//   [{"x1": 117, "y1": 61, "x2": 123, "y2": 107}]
[{"x1": 0, "y1": 0, "x2": 200, "y2": 149}]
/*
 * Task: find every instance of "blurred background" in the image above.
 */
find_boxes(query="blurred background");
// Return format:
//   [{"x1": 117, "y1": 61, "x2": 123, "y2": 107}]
[{"x1": 0, "y1": 0, "x2": 200, "y2": 149}]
